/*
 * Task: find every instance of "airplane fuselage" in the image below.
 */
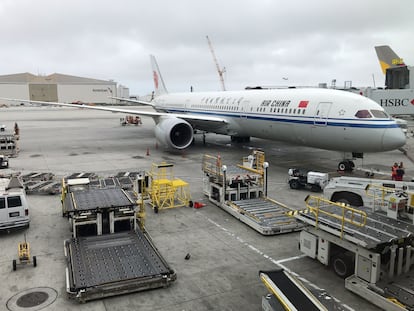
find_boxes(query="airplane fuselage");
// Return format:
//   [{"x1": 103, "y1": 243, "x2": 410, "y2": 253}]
[{"x1": 152, "y1": 88, "x2": 406, "y2": 153}]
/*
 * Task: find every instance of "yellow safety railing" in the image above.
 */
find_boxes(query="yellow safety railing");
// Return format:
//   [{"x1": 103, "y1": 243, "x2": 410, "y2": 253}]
[
  {"x1": 365, "y1": 184, "x2": 406, "y2": 211},
  {"x1": 304, "y1": 195, "x2": 367, "y2": 238}
]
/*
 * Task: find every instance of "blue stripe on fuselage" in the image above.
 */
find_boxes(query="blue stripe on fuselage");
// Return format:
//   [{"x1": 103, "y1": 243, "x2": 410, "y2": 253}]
[{"x1": 162, "y1": 108, "x2": 399, "y2": 129}]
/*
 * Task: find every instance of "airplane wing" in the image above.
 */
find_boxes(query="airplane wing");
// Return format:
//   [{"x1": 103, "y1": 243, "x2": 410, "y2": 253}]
[
  {"x1": 0, "y1": 98, "x2": 228, "y2": 124},
  {"x1": 109, "y1": 96, "x2": 155, "y2": 107}
]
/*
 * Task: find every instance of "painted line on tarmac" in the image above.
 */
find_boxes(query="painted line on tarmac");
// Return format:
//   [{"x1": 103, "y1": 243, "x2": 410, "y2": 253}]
[{"x1": 205, "y1": 216, "x2": 355, "y2": 311}]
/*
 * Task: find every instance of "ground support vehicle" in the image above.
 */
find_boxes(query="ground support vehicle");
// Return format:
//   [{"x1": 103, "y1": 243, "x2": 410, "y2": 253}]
[
  {"x1": 120, "y1": 115, "x2": 142, "y2": 126},
  {"x1": 259, "y1": 269, "x2": 346, "y2": 311},
  {"x1": 202, "y1": 151, "x2": 304, "y2": 235},
  {"x1": 63, "y1": 185, "x2": 176, "y2": 302},
  {"x1": 0, "y1": 155, "x2": 9, "y2": 168},
  {"x1": 297, "y1": 195, "x2": 414, "y2": 311},
  {"x1": 288, "y1": 168, "x2": 328, "y2": 192},
  {"x1": 0, "y1": 128, "x2": 18, "y2": 157},
  {"x1": 323, "y1": 176, "x2": 414, "y2": 215},
  {"x1": 0, "y1": 176, "x2": 29, "y2": 230},
  {"x1": 12, "y1": 235, "x2": 37, "y2": 271}
]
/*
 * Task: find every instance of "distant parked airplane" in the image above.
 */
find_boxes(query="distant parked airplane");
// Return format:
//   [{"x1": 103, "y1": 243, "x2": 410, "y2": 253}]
[{"x1": 1, "y1": 55, "x2": 406, "y2": 171}]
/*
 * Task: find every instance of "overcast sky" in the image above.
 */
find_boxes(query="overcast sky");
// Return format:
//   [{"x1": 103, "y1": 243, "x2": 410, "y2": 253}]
[{"x1": 1, "y1": 0, "x2": 413, "y2": 95}]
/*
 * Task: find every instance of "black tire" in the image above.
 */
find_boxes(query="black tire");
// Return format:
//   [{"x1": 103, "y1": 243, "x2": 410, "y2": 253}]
[
  {"x1": 289, "y1": 179, "x2": 300, "y2": 189},
  {"x1": 12, "y1": 259, "x2": 17, "y2": 271},
  {"x1": 154, "y1": 206, "x2": 159, "y2": 214},
  {"x1": 338, "y1": 161, "x2": 348, "y2": 171},
  {"x1": 331, "y1": 192, "x2": 363, "y2": 207},
  {"x1": 33, "y1": 256, "x2": 37, "y2": 267},
  {"x1": 188, "y1": 201, "x2": 193, "y2": 208},
  {"x1": 332, "y1": 253, "x2": 354, "y2": 278},
  {"x1": 310, "y1": 185, "x2": 321, "y2": 192}
]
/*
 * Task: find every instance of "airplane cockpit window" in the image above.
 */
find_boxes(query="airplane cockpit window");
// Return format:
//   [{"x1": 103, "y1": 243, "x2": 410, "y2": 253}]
[
  {"x1": 370, "y1": 109, "x2": 389, "y2": 118},
  {"x1": 355, "y1": 109, "x2": 372, "y2": 118}
]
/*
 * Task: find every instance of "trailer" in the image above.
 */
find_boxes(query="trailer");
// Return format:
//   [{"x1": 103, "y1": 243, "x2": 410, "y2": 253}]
[
  {"x1": 297, "y1": 195, "x2": 414, "y2": 311},
  {"x1": 63, "y1": 184, "x2": 175, "y2": 302},
  {"x1": 202, "y1": 151, "x2": 304, "y2": 235}
]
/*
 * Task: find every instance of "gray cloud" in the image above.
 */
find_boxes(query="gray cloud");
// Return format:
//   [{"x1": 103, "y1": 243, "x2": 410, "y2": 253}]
[{"x1": 0, "y1": 0, "x2": 413, "y2": 95}]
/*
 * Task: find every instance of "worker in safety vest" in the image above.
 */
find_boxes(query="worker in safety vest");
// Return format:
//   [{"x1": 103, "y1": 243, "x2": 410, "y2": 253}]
[{"x1": 391, "y1": 162, "x2": 398, "y2": 180}]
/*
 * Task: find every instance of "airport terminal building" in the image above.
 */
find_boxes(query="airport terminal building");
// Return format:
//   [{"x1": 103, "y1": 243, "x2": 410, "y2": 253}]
[{"x1": 0, "y1": 72, "x2": 129, "y2": 105}]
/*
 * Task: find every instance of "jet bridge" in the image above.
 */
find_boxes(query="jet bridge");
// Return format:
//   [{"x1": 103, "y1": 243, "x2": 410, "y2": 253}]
[{"x1": 202, "y1": 151, "x2": 304, "y2": 235}]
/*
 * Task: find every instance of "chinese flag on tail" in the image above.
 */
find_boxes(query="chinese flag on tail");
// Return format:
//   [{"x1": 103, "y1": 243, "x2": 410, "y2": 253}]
[{"x1": 298, "y1": 100, "x2": 309, "y2": 108}]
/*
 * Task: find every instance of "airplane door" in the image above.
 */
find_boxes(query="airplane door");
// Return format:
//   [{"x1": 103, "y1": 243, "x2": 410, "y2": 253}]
[{"x1": 314, "y1": 102, "x2": 332, "y2": 126}]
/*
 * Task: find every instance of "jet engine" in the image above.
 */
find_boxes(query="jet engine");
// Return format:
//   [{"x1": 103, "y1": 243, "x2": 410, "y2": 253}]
[{"x1": 154, "y1": 117, "x2": 194, "y2": 149}]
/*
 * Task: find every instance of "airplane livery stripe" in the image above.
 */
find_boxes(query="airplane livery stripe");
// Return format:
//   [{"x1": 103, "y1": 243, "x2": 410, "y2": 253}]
[{"x1": 164, "y1": 109, "x2": 399, "y2": 129}]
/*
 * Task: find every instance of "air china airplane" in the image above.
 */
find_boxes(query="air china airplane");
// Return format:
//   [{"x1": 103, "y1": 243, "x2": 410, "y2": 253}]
[{"x1": 2, "y1": 56, "x2": 406, "y2": 171}]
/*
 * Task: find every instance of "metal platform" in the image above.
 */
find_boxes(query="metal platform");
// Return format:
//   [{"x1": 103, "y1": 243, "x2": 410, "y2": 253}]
[
  {"x1": 296, "y1": 203, "x2": 414, "y2": 249},
  {"x1": 64, "y1": 188, "x2": 134, "y2": 213},
  {"x1": 221, "y1": 198, "x2": 304, "y2": 235},
  {"x1": 65, "y1": 230, "x2": 176, "y2": 302}
]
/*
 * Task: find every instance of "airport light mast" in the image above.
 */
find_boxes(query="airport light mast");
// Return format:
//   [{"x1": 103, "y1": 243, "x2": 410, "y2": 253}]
[{"x1": 206, "y1": 35, "x2": 226, "y2": 91}]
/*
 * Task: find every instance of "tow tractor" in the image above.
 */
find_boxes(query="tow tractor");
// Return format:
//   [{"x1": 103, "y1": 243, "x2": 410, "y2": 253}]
[
  {"x1": 12, "y1": 234, "x2": 37, "y2": 271},
  {"x1": 288, "y1": 168, "x2": 328, "y2": 192}
]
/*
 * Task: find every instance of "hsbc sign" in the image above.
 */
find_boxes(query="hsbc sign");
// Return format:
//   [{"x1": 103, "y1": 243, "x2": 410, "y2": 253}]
[{"x1": 379, "y1": 98, "x2": 414, "y2": 107}]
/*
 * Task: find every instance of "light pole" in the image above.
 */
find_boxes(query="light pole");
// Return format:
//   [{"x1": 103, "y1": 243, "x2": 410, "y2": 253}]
[
  {"x1": 221, "y1": 165, "x2": 227, "y2": 203},
  {"x1": 263, "y1": 162, "x2": 269, "y2": 197}
]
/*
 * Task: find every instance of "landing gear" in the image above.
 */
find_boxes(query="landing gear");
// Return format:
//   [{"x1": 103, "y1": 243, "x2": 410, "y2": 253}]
[{"x1": 338, "y1": 160, "x2": 355, "y2": 172}]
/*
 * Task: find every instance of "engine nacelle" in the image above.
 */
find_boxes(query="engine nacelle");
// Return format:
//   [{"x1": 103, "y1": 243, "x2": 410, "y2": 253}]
[{"x1": 154, "y1": 117, "x2": 194, "y2": 149}]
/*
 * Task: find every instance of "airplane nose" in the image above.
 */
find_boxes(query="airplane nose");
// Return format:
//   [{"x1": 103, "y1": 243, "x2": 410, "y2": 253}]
[{"x1": 382, "y1": 128, "x2": 406, "y2": 151}]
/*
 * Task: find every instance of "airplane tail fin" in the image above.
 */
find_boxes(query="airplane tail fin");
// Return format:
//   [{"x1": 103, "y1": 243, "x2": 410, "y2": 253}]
[
  {"x1": 375, "y1": 45, "x2": 405, "y2": 74},
  {"x1": 150, "y1": 55, "x2": 168, "y2": 96}
]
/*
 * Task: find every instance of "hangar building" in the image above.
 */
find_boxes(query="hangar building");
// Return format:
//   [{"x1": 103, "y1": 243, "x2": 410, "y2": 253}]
[{"x1": 0, "y1": 72, "x2": 129, "y2": 105}]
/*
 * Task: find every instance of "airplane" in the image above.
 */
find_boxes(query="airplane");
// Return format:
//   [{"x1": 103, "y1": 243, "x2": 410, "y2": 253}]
[
  {"x1": 375, "y1": 45, "x2": 406, "y2": 75},
  {"x1": 347, "y1": 46, "x2": 414, "y2": 116},
  {"x1": 1, "y1": 55, "x2": 406, "y2": 172}
]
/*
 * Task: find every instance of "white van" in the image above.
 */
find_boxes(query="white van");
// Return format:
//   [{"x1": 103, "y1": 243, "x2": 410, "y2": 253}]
[{"x1": 0, "y1": 176, "x2": 29, "y2": 230}]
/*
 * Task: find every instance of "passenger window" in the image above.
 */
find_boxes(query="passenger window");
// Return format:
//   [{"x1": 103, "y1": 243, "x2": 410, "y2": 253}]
[
  {"x1": 0, "y1": 198, "x2": 5, "y2": 209},
  {"x1": 355, "y1": 110, "x2": 372, "y2": 118},
  {"x1": 7, "y1": 196, "x2": 22, "y2": 208}
]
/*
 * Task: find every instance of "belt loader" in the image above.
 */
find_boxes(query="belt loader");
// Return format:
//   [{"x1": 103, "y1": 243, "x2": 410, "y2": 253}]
[{"x1": 297, "y1": 195, "x2": 414, "y2": 311}]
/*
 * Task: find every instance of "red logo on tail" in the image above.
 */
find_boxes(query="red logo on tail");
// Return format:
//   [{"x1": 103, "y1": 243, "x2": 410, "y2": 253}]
[{"x1": 153, "y1": 71, "x2": 159, "y2": 89}]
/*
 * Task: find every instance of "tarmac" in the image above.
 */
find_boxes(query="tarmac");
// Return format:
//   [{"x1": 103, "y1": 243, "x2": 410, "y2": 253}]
[{"x1": 1, "y1": 105, "x2": 414, "y2": 311}]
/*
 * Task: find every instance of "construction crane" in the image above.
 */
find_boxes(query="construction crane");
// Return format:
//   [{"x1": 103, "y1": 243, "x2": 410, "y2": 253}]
[{"x1": 206, "y1": 35, "x2": 226, "y2": 91}]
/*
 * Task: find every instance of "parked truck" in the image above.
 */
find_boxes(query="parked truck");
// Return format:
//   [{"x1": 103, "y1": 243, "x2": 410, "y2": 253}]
[{"x1": 288, "y1": 168, "x2": 328, "y2": 192}]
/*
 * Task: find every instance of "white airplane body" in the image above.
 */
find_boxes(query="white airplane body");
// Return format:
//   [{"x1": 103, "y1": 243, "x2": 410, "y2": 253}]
[{"x1": 1, "y1": 55, "x2": 406, "y2": 171}]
